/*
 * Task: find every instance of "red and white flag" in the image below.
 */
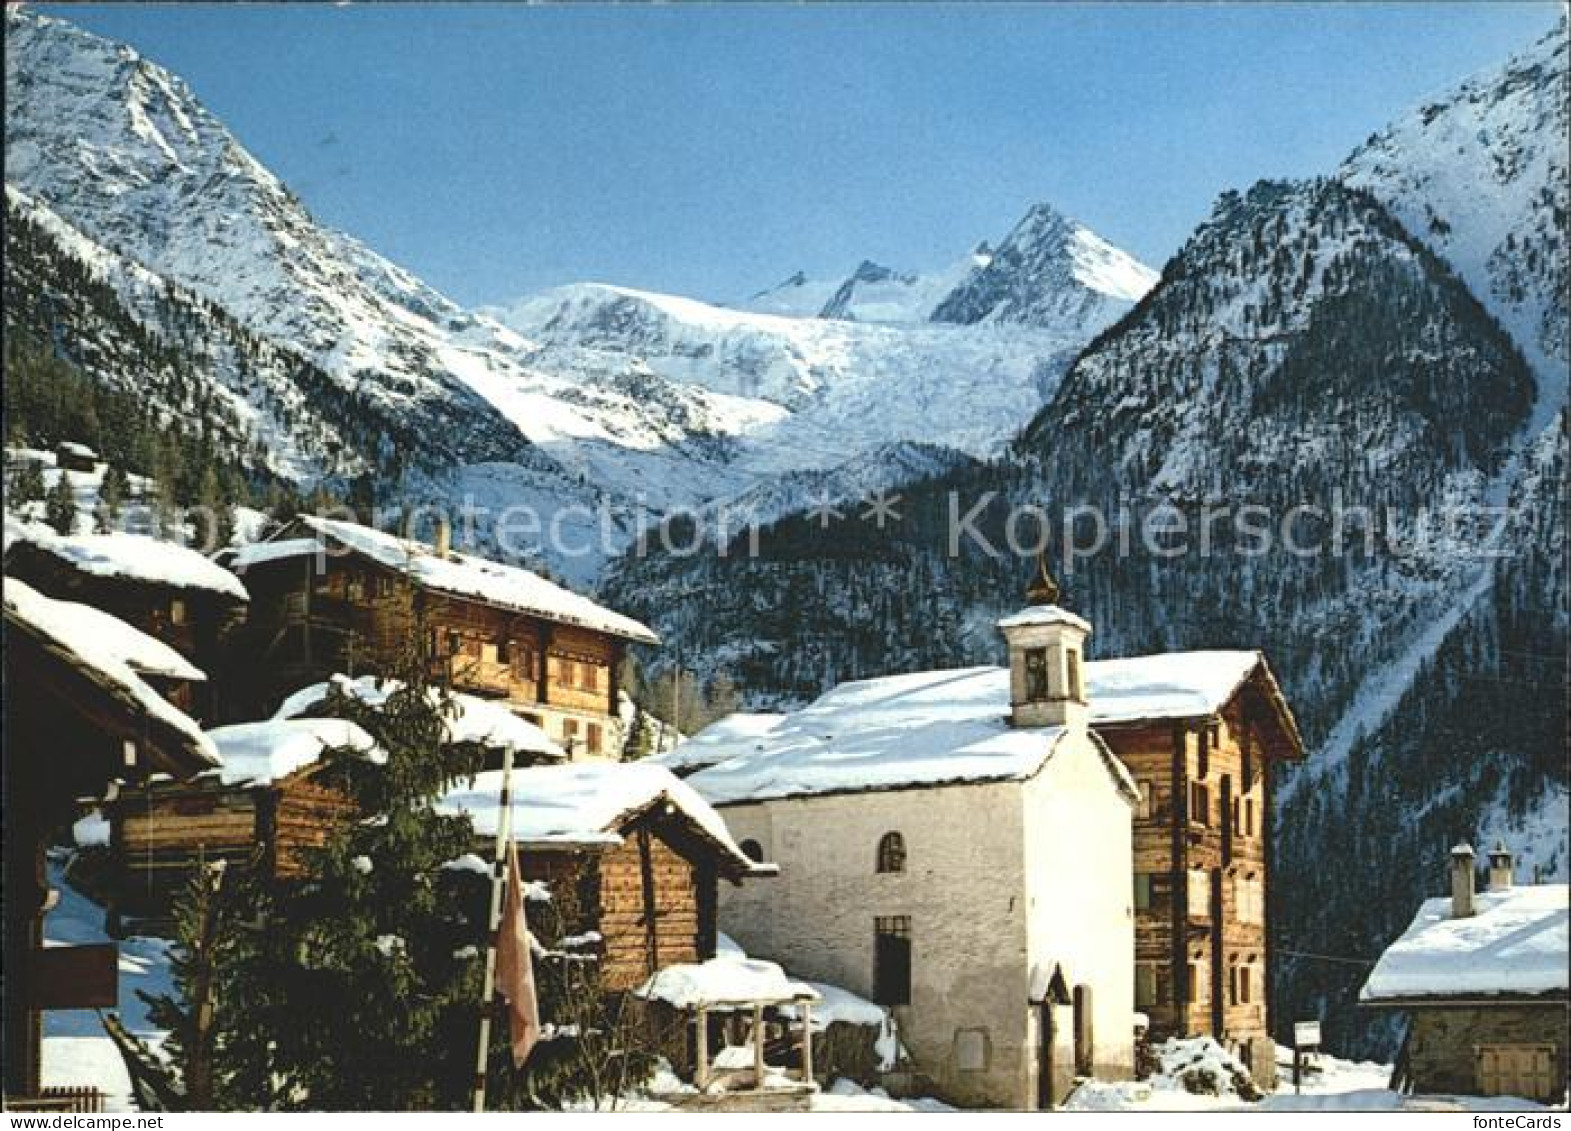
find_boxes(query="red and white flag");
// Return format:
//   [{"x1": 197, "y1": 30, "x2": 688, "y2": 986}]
[{"x1": 495, "y1": 838, "x2": 541, "y2": 1067}]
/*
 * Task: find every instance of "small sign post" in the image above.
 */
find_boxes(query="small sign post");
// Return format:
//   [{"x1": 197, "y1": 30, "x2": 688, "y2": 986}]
[{"x1": 1292, "y1": 1021, "x2": 1322, "y2": 1094}]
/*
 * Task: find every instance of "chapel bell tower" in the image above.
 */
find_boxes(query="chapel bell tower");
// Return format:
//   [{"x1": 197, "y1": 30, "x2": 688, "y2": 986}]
[{"x1": 998, "y1": 552, "x2": 1091, "y2": 730}]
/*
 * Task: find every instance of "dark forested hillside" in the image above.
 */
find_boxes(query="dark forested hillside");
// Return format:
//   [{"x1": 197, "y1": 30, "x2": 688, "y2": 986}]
[{"x1": 604, "y1": 178, "x2": 1564, "y2": 1054}]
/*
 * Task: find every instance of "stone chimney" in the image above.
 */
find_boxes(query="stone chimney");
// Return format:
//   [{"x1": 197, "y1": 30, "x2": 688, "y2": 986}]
[
  {"x1": 1487, "y1": 840, "x2": 1514, "y2": 892},
  {"x1": 434, "y1": 516, "x2": 451, "y2": 558},
  {"x1": 997, "y1": 551, "x2": 1091, "y2": 731},
  {"x1": 1450, "y1": 843, "x2": 1476, "y2": 918}
]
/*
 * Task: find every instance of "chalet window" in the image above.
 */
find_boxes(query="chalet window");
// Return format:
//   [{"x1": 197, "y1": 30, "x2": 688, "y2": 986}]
[
  {"x1": 346, "y1": 577, "x2": 366, "y2": 602},
  {"x1": 1228, "y1": 960, "x2": 1240, "y2": 1006},
  {"x1": 877, "y1": 832, "x2": 907, "y2": 874},
  {"x1": 1232, "y1": 797, "x2": 1242, "y2": 837},
  {"x1": 1024, "y1": 647, "x2": 1049, "y2": 701},
  {"x1": 1206, "y1": 718, "x2": 1221, "y2": 748},
  {"x1": 1135, "y1": 963, "x2": 1159, "y2": 1008},
  {"x1": 1133, "y1": 873, "x2": 1154, "y2": 911},
  {"x1": 873, "y1": 916, "x2": 912, "y2": 1006},
  {"x1": 170, "y1": 598, "x2": 188, "y2": 625},
  {"x1": 481, "y1": 641, "x2": 499, "y2": 665},
  {"x1": 1187, "y1": 959, "x2": 1209, "y2": 1005},
  {"x1": 513, "y1": 647, "x2": 536, "y2": 682},
  {"x1": 1188, "y1": 781, "x2": 1210, "y2": 825},
  {"x1": 497, "y1": 638, "x2": 512, "y2": 665},
  {"x1": 586, "y1": 723, "x2": 602, "y2": 755},
  {"x1": 562, "y1": 719, "x2": 579, "y2": 751},
  {"x1": 1187, "y1": 869, "x2": 1211, "y2": 918},
  {"x1": 1244, "y1": 797, "x2": 1256, "y2": 838},
  {"x1": 739, "y1": 839, "x2": 765, "y2": 863},
  {"x1": 446, "y1": 631, "x2": 461, "y2": 656},
  {"x1": 1136, "y1": 779, "x2": 1155, "y2": 821},
  {"x1": 1236, "y1": 875, "x2": 1264, "y2": 925},
  {"x1": 1239, "y1": 962, "x2": 1253, "y2": 1005}
]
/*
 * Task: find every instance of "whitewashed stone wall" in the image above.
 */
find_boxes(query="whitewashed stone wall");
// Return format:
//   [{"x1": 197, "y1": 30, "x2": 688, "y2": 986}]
[{"x1": 715, "y1": 733, "x2": 1135, "y2": 1108}]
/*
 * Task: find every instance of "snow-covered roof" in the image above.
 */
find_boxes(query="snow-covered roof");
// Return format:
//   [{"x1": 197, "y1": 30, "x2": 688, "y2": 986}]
[
  {"x1": 996, "y1": 604, "x2": 1092, "y2": 632},
  {"x1": 638, "y1": 954, "x2": 818, "y2": 1009},
  {"x1": 1088, "y1": 650, "x2": 1261, "y2": 724},
  {"x1": 438, "y1": 761, "x2": 762, "y2": 876},
  {"x1": 650, "y1": 712, "x2": 786, "y2": 775},
  {"x1": 684, "y1": 651, "x2": 1298, "y2": 805},
  {"x1": 3, "y1": 578, "x2": 216, "y2": 772},
  {"x1": 265, "y1": 516, "x2": 657, "y2": 643},
  {"x1": 204, "y1": 718, "x2": 385, "y2": 787},
  {"x1": 1361, "y1": 884, "x2": 1569, "y2": 1004},
  {"x1": 7, "y1": 522, "x2": 248, "y2": 600},
  {"x1": 23, "y1": 593, "x2": 205, "y2": 683},
  {"x1": 273, "y1": 674, "x2": 564, "y2": 760},
  {"x1": 227, "y1": 537, "x2": 320, "y2": 570},
  {"x1": 687, "y1": 666, "x2": 1088, "y2": 806}
]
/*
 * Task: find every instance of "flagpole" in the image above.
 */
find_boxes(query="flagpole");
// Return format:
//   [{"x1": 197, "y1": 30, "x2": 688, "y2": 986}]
[{"x1": 473, "y1": 744, "x2": 515, "y2": 1113}]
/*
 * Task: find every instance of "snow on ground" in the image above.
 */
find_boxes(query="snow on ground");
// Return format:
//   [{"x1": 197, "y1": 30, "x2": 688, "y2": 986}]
[
  {"x1": 812, "y1": 1079, "x2": 956, "y2": 1112},
  {"x1": 40, "y1": 850, "x2": 173, "y2": 1112},
  {"x1": 1066, "y1": 1037, "x2": 1557, "y2": 1112}
]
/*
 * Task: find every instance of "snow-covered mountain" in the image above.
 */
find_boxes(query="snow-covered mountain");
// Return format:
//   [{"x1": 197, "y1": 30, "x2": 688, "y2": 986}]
[
  {"x1": 485, "y1": 282, "x2": 1086, "y2": 472},
  {"x1": 741, "y1": 244, "x2": 993, "y2": 323},
  {"x1": 3, "y1": 7, "x2": 540, "y2": 475},
  {"x1": 1342, "y1": 15, "x2": 1568, "y2": 403},
  {"x1": 930, "y1": 201, "x2": 1159, "y2": 334},
  {"x1": 5, "y1": 7, "x2": 1120, "y2": 580},
  {"x1": 605, "y1": 170, "x2": 1562, "y2": 1054}
]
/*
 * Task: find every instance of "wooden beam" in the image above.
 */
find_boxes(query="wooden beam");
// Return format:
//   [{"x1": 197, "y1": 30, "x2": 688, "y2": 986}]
[
  {"x1": 799, "y1": 1001, "x2": 814, "y2": 1085},
  {"x1": 695, "y1": 1006, "x2": 710, "y2": 1090},
  {"x1": 752, "y1": 1003, "x2": 766, "y2": 1089}
]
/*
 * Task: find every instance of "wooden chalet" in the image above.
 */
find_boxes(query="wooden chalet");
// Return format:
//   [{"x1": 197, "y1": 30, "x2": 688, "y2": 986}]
[
  {"x1": 3, "y1": 578, "x2": 218, "y2": 1105},
  {"x1": 3, "y1": 522, "x2": 249, "y2": 722},
  {"x1": 225, "y1": 516, "x2": 657, "y2": 757},
  {"x1": 440, "y1": 762, "x2": 769, "y2": 993},
  {"x1": 1087, "y1": 648, "x2": 1303, "y2": 1082},
  {"x1": 110, "y1": 679, "x2": 565, "y2": 920}
]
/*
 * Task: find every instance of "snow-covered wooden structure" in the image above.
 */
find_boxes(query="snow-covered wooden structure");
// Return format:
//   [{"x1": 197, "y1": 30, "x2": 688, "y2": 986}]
[
  {"x1": 3, "y1": 521, "x2": 248, "y2": 721},
  {"x1": 638, "y1": 953, "x2": 819, "y2": 1108},
  {"x1": 1360, "y1": 843, "x2": 1568, "y2": 1103},
  {"x1": 441, "y1": 762, "x2": 770, "y2": 993},
  {"x1": 2, "y1": 579, "x2": 217, "y2": 1102},
  {"x1": 225, "y1": 516, "x2": 656, "y2": 756},
  {"x1": 109, "y1": 676, "x2": 564, "y2": 919},
  {"x1": 686, "y1": 581, "x2": 1140, "y2": 1109}
]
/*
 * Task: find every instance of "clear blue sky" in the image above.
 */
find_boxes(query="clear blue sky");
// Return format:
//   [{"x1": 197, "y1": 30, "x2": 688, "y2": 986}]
[{"x1": 42, "y1": 2, "x2": 1564, "y2": 308}]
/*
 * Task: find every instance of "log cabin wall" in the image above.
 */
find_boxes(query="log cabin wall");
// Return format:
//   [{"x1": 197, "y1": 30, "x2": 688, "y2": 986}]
[
  {"x1": 232, "y1": 551, "x2": 625, "y2": 756},
  {"x1": 1099, "y1": 699, "x2": 1273, "y2": 1052},
  {"x1": 517, "y1": 813, "x2": 720, "y2": 994},
  {"x1": 111, "y1": 769, "x2": 355, "y2": 916}
]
